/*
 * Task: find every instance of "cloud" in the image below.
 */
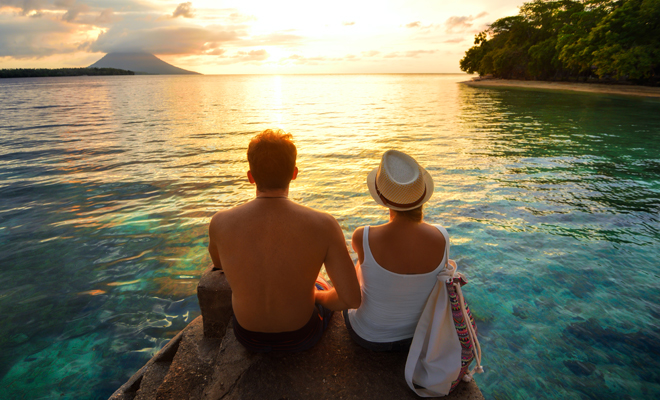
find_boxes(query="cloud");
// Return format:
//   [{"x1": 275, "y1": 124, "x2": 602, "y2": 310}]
[
  {"x1": 0, "y1": 0, "x2": 46, "y2": 15},
  {"x1": 342, "y1": 21, "x2": 355, "y2": 26},
  {"x1": 0, "y1": 1, "x2": 270, "y2": 59},
  {"x1": 284, "y1": 54, "x2": 344, "y2": 65},
  {"x1": 228, "y1": 12, "x2": 256, "y2": 23},
  {"x1": 445, "y1": 12, "x2": 488, "y2": 33},
  {"x1": 90, "y1": 25, "x2": 244, "y2": 54},
  {"x1": 0, "y1": 15, "x2": 81, "y2": 57},
  {"x1": 240, "y1": 31, "x2": 304, "y2": 46},
  {"x1": 80, "y1": 1, "x2": 159, "y2": 13},
  {"x1": 383, "y1": 50, "x2": 436, "y2": 58},
  {"x1": 283, "y1": 49, "x2": 437, "y2": 65},
  {"x1": 402, "y1": 21, "x2": 441, "y2": 33},
  {"x1": 0, "y1": 0, "x2": 120, "y2": 17},
  {"x1": 235, "y1": 49, "x2": 268, "y2": 61},
  {"x1": 211, "y1": 48, "x2": 269, "y2": 64},
  {"x1": 62, "y1": 2, "x2": 90, "y2": 22},
  {"x1": 172, "y1": 2, "x2": 194, "y2": 18},
  {"x1": 404, "y1": 50, "x2": 436, "y2": 57},
  {"x1": 362, "y1": 50, "x2": 380, "y2": 57},
  {"x1": 95, "y1": 8, "x2": 113, "y2": 24}
]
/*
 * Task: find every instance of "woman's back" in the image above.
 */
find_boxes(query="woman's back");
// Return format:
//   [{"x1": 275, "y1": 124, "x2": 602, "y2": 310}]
[
  {"x1": 347, "y1": 222, "x2": 449, "y2": 342},
  {"x1": 365, "y1": 222, "x2": 446, "y2": 275}
]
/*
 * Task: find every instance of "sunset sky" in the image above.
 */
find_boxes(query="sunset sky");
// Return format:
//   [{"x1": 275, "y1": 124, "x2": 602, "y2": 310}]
[{"x1": 0, "y1": 0, "x2": 524, "y2": 74}]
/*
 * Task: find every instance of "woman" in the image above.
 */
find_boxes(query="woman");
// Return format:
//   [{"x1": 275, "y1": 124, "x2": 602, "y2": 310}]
[{"x1": 344, "y1": 149, "x2": 450, "y2": 351}]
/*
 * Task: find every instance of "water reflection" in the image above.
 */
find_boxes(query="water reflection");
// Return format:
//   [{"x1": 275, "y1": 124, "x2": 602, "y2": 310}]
[
  {"x1": 0, "y1": 75, "x2": 659, "y2": 399},
  {"x1": 452, "y1": 85, "x2": 660, "y2": 399}
]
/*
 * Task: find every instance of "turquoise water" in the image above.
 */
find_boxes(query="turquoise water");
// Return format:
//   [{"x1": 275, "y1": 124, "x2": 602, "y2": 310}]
[{"x1": 0, "y1": 74, "x2": 659, "y2": 399}]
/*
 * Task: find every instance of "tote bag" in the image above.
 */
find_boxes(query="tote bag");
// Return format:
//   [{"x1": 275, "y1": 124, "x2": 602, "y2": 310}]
[{"x1": 404, "y1": 226, "x2": 483, "y2": 397}]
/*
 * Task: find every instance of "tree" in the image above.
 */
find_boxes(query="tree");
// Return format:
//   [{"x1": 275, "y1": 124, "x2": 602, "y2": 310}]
[
  {"x1": 577, "y1": 0, "x2": 660, "y2": 81},
  {"x1": 459, "y1": 0, "x2": 660, "y2": 85}
]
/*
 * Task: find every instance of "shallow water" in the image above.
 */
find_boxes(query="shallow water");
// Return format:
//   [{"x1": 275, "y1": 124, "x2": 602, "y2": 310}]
[{"x1": 0, "y1": 74, "x2": 659, "y2": 399}]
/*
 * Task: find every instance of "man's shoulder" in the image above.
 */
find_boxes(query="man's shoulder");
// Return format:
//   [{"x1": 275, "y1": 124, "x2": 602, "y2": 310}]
[
  {"x1": 290, "y1": 202, "x2": 337, "y2": 225},
  {"x1": 210, "y1": 202, "x2": 251, "y2": 225},
  {"x1": 210, "y1": 200, "x2": 338, "y2": 231}
]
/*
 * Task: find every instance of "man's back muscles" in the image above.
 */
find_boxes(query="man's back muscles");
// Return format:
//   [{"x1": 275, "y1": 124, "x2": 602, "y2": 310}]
[{"x1": 209, "y1": 199, "x2": 344, "y2": 332}]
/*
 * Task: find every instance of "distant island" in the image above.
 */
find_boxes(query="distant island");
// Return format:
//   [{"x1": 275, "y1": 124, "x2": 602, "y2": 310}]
[
  {"x1": 460, "y1": 0, "x2": 659, "y2": 86},
  {"x1": 0, "y1": 67, "x2": 134, "y2": 79},
  {"x1": 89, "y1": 52, "x2": 201, "y2": 75},
  {"x1": 1, "y1": 52, "x2": 200, "y2": 79}
]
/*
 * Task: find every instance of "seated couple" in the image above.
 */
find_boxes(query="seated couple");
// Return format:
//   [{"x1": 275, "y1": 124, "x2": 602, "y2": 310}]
[{"x1": 208, "y1": 129, "x2": 448, "y2": 353}]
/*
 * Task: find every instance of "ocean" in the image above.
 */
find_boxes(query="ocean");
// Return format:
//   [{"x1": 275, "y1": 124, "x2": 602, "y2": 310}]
[{"x1": 1, "y1": 73, "x2": 659, "y2": 399}]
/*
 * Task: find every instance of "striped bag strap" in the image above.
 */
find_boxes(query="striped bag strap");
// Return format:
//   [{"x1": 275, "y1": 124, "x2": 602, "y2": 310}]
[{"x1": 436, "y1": 224, "x2": 484, "y2": 379}]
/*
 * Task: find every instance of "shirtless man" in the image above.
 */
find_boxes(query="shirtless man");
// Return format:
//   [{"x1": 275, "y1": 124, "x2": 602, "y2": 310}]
[{"x1": 208, "y1": 129, "x2": 361, "y2": 352}]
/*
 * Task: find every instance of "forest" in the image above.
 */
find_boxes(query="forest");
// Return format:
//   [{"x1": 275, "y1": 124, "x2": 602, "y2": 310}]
[
  {"x1": 0, "y1": 68, "x2": 134, "y2": 78},
  {"x1": 460, "y1": 0, "x2": 660, "y2": 85}
]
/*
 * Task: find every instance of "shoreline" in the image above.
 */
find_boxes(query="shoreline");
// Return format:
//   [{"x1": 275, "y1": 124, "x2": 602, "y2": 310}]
[{"x1": 460, "y1": 78, "x2": 660, "y2": 98}]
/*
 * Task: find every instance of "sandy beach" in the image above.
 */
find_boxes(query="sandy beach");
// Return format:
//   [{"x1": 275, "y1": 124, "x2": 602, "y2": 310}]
[{"x1": 461, "y1": 78, "x2": 660, "y2": 98}]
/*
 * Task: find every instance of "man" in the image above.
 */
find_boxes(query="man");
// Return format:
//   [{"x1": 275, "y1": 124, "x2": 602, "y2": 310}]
[{"x1": 208, "y1": 129, "x2": 361, "y2": 352}]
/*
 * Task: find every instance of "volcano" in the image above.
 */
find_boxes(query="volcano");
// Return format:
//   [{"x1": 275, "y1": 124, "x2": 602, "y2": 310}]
[{"x1": 89, "y1": 52, "x2": 201, "y2": 75}]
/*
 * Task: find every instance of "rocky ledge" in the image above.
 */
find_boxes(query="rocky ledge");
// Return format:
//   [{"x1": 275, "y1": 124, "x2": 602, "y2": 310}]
[{"x1": 109, "y1": 267, "x2": 484, "y2": 400}]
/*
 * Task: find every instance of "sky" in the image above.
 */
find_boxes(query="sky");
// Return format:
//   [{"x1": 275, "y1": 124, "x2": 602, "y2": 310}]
[{"x1": 0, "y1": 0, "x2": 525, "y2": 74}]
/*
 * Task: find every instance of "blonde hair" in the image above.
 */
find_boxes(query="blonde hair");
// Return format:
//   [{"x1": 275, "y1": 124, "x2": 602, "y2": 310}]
[{"x1": 393, "y1": 205, "x2": 423, "y2": 222}]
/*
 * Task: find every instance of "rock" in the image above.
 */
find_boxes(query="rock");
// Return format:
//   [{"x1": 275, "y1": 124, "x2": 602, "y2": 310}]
[
  {"x1": 109, "y1": 327, "x2": 184, "y2": 400},
  {"x1": 196, "y1": 267, "x2": 232, "y2": 339},
  {"x1": 110, "y1": 268, "x2": 485, "y2": 400},
  {"x1": 213, "y1": 314, "x2": 484, "y2": 400},
  {"x1": 111, "y1": 314, "x2": 484, "y2": 400},
  {"x1": 512, "y1": 305, "x2": 529, "y2": 320},
  {"x1": 155, "y1": 317, "x2": 223, "y2": 399}
]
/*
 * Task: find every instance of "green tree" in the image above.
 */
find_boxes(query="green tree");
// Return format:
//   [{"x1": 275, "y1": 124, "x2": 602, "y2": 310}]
[
  {"x1": 556, "y1": 1, "x2": 613, "y2": 76},
  {"x1": 0, "y1": 68, "x2": 135, "y2": 78},
  {"x1": 575, "y1": 0, "x2": 660, "y2": 80},
  {"x1": 460, "y1": 0, "x2": 660, "y2": 85}
]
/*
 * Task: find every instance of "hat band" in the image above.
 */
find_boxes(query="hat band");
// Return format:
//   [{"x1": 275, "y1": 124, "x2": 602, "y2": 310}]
[{"x1": 375, "y1": 180, "x2": 427, "y2": 209}]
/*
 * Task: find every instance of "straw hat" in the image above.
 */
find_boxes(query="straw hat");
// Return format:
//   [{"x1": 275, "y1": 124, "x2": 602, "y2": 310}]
[{"x1": 367, "y1": 150, "x2": 434, "y2": 211}]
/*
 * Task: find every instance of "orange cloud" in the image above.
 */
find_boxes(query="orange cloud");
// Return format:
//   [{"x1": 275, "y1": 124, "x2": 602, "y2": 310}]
[
  {"x1": 445, "y1": 12, "x2": 488, "y2": 33},
  {"x1": 90, "y1": 25, "x2": 245, "y2": 55}
]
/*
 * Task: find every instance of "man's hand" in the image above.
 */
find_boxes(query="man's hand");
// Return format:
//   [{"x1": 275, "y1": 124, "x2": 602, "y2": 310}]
[{"x1": 315, "y1": 286, "x2": 356, "y2": 310}]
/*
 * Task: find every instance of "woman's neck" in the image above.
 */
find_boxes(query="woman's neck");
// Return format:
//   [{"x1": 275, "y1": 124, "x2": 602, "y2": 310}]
[{"x1": 388, "y1": 209, "x2": 422, "y2": 225}]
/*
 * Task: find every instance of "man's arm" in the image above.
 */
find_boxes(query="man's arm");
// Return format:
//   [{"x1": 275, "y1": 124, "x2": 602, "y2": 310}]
[
  {"x1": 208, "y1": 214, "x2": 223, "y2": 270},
  {"x1": 315, "y1": 215, "x2": 361, "y2": 311}
]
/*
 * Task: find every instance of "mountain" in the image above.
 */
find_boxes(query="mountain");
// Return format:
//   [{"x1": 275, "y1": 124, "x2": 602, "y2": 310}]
[{"x1": 89, "y1": 52, "x2": 201, "y2": 75}]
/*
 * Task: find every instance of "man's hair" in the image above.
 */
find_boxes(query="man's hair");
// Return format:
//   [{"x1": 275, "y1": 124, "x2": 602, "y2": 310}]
[
  {"x1": 247, "y1": 129, "x2": 297, "y2": 191},
  {"x1": 393, "y1": 205, "x2": 423, "y2": 222}
]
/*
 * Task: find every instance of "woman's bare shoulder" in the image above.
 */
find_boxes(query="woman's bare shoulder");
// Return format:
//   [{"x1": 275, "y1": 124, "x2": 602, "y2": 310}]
[
  {"x1": 421, "y1": 222, "x2": 447, "y2": 246},
  {"x1": 352, "y1": 226, "x2": 365, "y2": 244}
]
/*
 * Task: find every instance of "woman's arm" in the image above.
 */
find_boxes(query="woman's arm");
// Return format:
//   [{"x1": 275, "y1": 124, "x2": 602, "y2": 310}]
[
  {"x1": 351, "y1": 227, "x2": 365, "y2": 266},
  {"x1": 314, "y1": 287, "x2": 353, "y2": 310},
  {"x1": 317, "y1": 216, "x2": 361, "y2": 311}
]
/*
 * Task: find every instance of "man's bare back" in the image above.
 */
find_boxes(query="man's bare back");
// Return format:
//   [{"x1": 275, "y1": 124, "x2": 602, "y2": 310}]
[{"x1": 207, "y1": 129, "x2": 360, "y2": 337}]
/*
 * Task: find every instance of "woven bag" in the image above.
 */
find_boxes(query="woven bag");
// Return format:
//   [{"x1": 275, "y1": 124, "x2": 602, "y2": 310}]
[{"x1": 404, "y1": 227, "x2": 483, "y2": 397}]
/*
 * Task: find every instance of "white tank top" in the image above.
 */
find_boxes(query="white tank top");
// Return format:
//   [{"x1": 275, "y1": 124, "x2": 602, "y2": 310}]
[{"x1": 347, "y1": 224, "x2": 449, "y2": 342}]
